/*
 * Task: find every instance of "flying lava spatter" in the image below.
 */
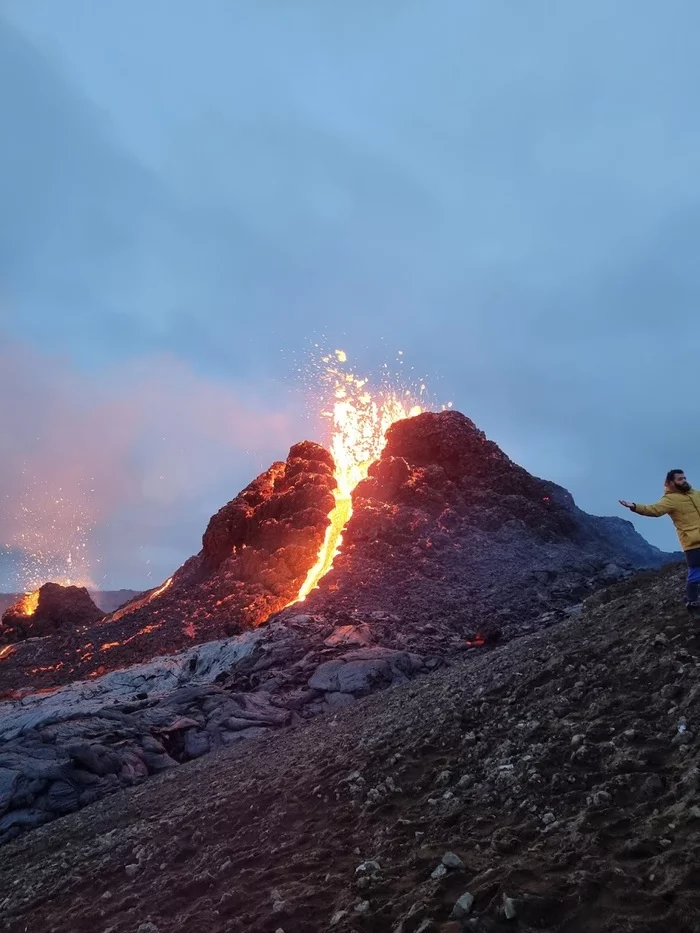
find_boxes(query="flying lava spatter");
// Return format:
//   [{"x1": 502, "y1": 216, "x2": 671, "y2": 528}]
[{"x1": 292, "y1": 349, "x2": 429, "y2": 602}]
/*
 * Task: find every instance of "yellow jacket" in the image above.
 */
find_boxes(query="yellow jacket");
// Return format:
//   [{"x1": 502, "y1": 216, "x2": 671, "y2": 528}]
[{"x1": 633, "y1": 488, "x2": 700, "y2": 551}]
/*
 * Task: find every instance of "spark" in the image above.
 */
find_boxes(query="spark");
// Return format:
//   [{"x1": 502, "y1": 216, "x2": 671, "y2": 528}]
[{"x1": 292, "y1": 348, "x2": 429, "y2": 602}]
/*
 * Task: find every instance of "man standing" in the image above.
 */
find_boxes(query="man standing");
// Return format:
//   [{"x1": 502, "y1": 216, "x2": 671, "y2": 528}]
[{"x1": 620, "y1": 470, "x2": 700, "y2": 612}]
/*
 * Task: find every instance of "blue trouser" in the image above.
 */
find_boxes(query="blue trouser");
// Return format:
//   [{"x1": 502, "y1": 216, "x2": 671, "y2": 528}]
[{"x1": 686, "y1": 547, "x2": 700, "y2": 605}]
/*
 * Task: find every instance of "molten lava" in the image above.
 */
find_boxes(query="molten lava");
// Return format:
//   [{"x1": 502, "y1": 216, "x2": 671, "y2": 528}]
[
  {"x1": 17, "y1": 590, "x2": 40, "y2": 617},
  {"x1": 109, "y1": 577, "x2": 173, "y2": 622},
  {"x1": 294, "y1": 351, "x2": 423, "y2": 602}
]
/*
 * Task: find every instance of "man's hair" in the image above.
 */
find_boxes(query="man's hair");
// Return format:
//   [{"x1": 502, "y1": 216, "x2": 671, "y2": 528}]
[{"x1": 666, "y1": 469, "x2": 684, "y2": 485}]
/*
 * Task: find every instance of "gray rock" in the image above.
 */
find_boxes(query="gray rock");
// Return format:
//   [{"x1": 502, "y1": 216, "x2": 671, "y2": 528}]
[
  {"x1": 141, "y1": 736, "x2": 166, "y2": 755},
  {"x1": 0, "y1": 767, "x2": 20, "y2": 814},
  {"x1": 504, "y1": 896, "x2": 517, "y2": 920},
  {"x1": 355, "y1": 860, "x2": 381, "y2": 875},
  {"x1": 67, "y1": 743, "x2": 121, "y2": 776},
  {"x1": 141, "y1": 751, "x2": 178, "y2": 773},
  {"x1": 0, "y1": 808, "x2": 47, "y2": 832},
  {"x1": 324, "y1": 624, "x2": 371, "y2": 648},
  {"x1": 451, "y1": 892, "x2": 475, "y2": 919},
  {"x1": 119, "y1": 750, "x2": 149, "y2": 784},
  {"x1": 441, "y1": 851, "x2": 465, "y2": 869},
  {"x1": 309, "y1": 648, "x2": 422, "y2": 695},
  {"x1": 137, "y1": 923, "x2": 159, "y2": 933},
  {"x1": 325, "y1": 692, "x2": 356, "y2": 709},
  {"x1": 430, "y1": 863, "x2": 448, "y2": 880},
  {"x1": 125, "y1": 863, "x2": 140, "y2": 878},
  {"x1": 47, "y1": 780, "x2": 80, "y2": 813},
  {"x1": 184, "y1": 730, "x2": 210, "y2": 759}
]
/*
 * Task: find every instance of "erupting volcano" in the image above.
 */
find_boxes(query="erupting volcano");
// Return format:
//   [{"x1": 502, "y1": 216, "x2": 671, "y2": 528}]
[
  {"x1": 0, "y1": 350, "x2": 673, "y2": 696},
  {"x1": 293, "y1": 350, "x2": 423, "y2": 602}
]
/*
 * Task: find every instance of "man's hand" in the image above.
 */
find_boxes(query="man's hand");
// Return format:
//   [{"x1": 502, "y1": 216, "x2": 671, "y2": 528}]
[{"x1": 619, "y1": 500, "x2": 635, "y2": 510}]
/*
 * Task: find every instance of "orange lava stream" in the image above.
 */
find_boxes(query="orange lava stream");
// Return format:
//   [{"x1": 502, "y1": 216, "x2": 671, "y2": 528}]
[
  {"x1": 294, "y1": 351, "x2": 422, "y2": 602},
  {"x1": 109, "y1": 577, "x2": 173, "y2": 622}
]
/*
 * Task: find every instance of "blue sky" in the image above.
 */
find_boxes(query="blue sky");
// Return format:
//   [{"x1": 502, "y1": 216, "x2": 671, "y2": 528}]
[{"x1": 1, "y1": 1, "x2": 699, "y2": 589}]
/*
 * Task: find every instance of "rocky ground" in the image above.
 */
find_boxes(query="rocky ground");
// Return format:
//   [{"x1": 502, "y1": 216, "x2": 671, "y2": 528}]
[{"x1": 2, "y1": 562, "x2": 699, "y2": 933}]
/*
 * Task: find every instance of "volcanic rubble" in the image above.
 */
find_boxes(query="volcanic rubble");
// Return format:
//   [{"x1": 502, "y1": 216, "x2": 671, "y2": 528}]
[
  {"x1": 0, "y1": 411, "x2": 680, "y2": 861},
  {"x1": 1, "y1": 563, "x2": 699, "y2": 933}
]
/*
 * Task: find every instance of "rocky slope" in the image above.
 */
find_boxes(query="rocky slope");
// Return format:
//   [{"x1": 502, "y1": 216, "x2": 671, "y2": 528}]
[
  {"x1": 1, "y1": 562, "x2": 698, "y2": 933},
  {"x1": 0, "y1": 412, "x2": 673, "y2": 695}
]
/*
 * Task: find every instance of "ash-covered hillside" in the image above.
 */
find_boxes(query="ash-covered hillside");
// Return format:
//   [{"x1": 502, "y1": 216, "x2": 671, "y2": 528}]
[{"x1": 1, "y1": 563, "x2": 698, "y2": 933}]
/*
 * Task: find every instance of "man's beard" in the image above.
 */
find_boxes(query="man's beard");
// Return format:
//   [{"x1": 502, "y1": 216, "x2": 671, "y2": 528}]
[{"x1": 675, "y1": 481, "x2": 691, "y2": 492}]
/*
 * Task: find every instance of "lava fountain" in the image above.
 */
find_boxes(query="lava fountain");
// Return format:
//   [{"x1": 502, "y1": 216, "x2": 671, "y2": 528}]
[
  {"x1": 17, "y1": 590, "x2": 40, "y2": 617},
  {"x1": 293, "y1": 350, "x2": 424, "y2": 602}
]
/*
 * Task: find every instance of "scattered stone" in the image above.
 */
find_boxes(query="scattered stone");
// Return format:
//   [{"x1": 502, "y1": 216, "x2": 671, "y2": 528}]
[
  {"x1": 441, "y1": 851, "x2": 465, "y2": 870},
  {"x1": 354, "y1": 900, "x2": 370, "y2": 914},
  {"x1": 450, "y1": 892, "x2": 475, "y2": 919},
  {"x1": 542, "y1": 811, "x2": 556, "y2": 825},
  {"x1": 355, "y1": 860, "x2": 381, "y2": 875},
  {"x1": 431, "y1": 863, "x2": 448, "y2": 880},
  {"x1": 125, "y1": 863, "x2": 140, "y2": 878},
  {"x1": 330, "y1": 910, "x2": 348, "y2": 926},
  {"x1": 503, "y1": 896, "x2": 518, "y2": 920}
]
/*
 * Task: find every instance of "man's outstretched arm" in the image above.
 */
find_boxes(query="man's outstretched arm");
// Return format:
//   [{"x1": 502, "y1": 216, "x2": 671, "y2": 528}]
[{"x1": 619, "y1": 496, "x2": 674, "y2": 517}]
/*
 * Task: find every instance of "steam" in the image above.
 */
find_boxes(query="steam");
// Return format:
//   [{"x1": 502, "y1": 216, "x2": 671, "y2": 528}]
[{"x1": 0, "y1": 337, "x2": 299, "y2": 589}]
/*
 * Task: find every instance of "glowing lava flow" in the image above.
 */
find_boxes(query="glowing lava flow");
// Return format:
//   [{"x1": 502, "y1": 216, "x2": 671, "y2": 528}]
[
  {"x1": 293, "y1": 351, "x2": 423, "y2": 602},
  {"x1": 109, "y1": 577, "x2": 173, "y2": 622}
]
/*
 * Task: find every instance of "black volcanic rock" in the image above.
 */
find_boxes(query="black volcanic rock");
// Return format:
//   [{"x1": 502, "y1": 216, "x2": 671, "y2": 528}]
[
  {"x1": 0, "y1": 584, "x2": 104, "y2": 644},
  {"x1": 300, "y1": 411, "x2": 671, "y2": 627},
  {"x1": 202, "y1": 441, "x2": 335, "y2": 573},
  {"x1": 0, "y1": 411, "x2": 673, "y2": 694},
  {"x1": 2, "y1": 564, "x2": 698, "y2": 931}
]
